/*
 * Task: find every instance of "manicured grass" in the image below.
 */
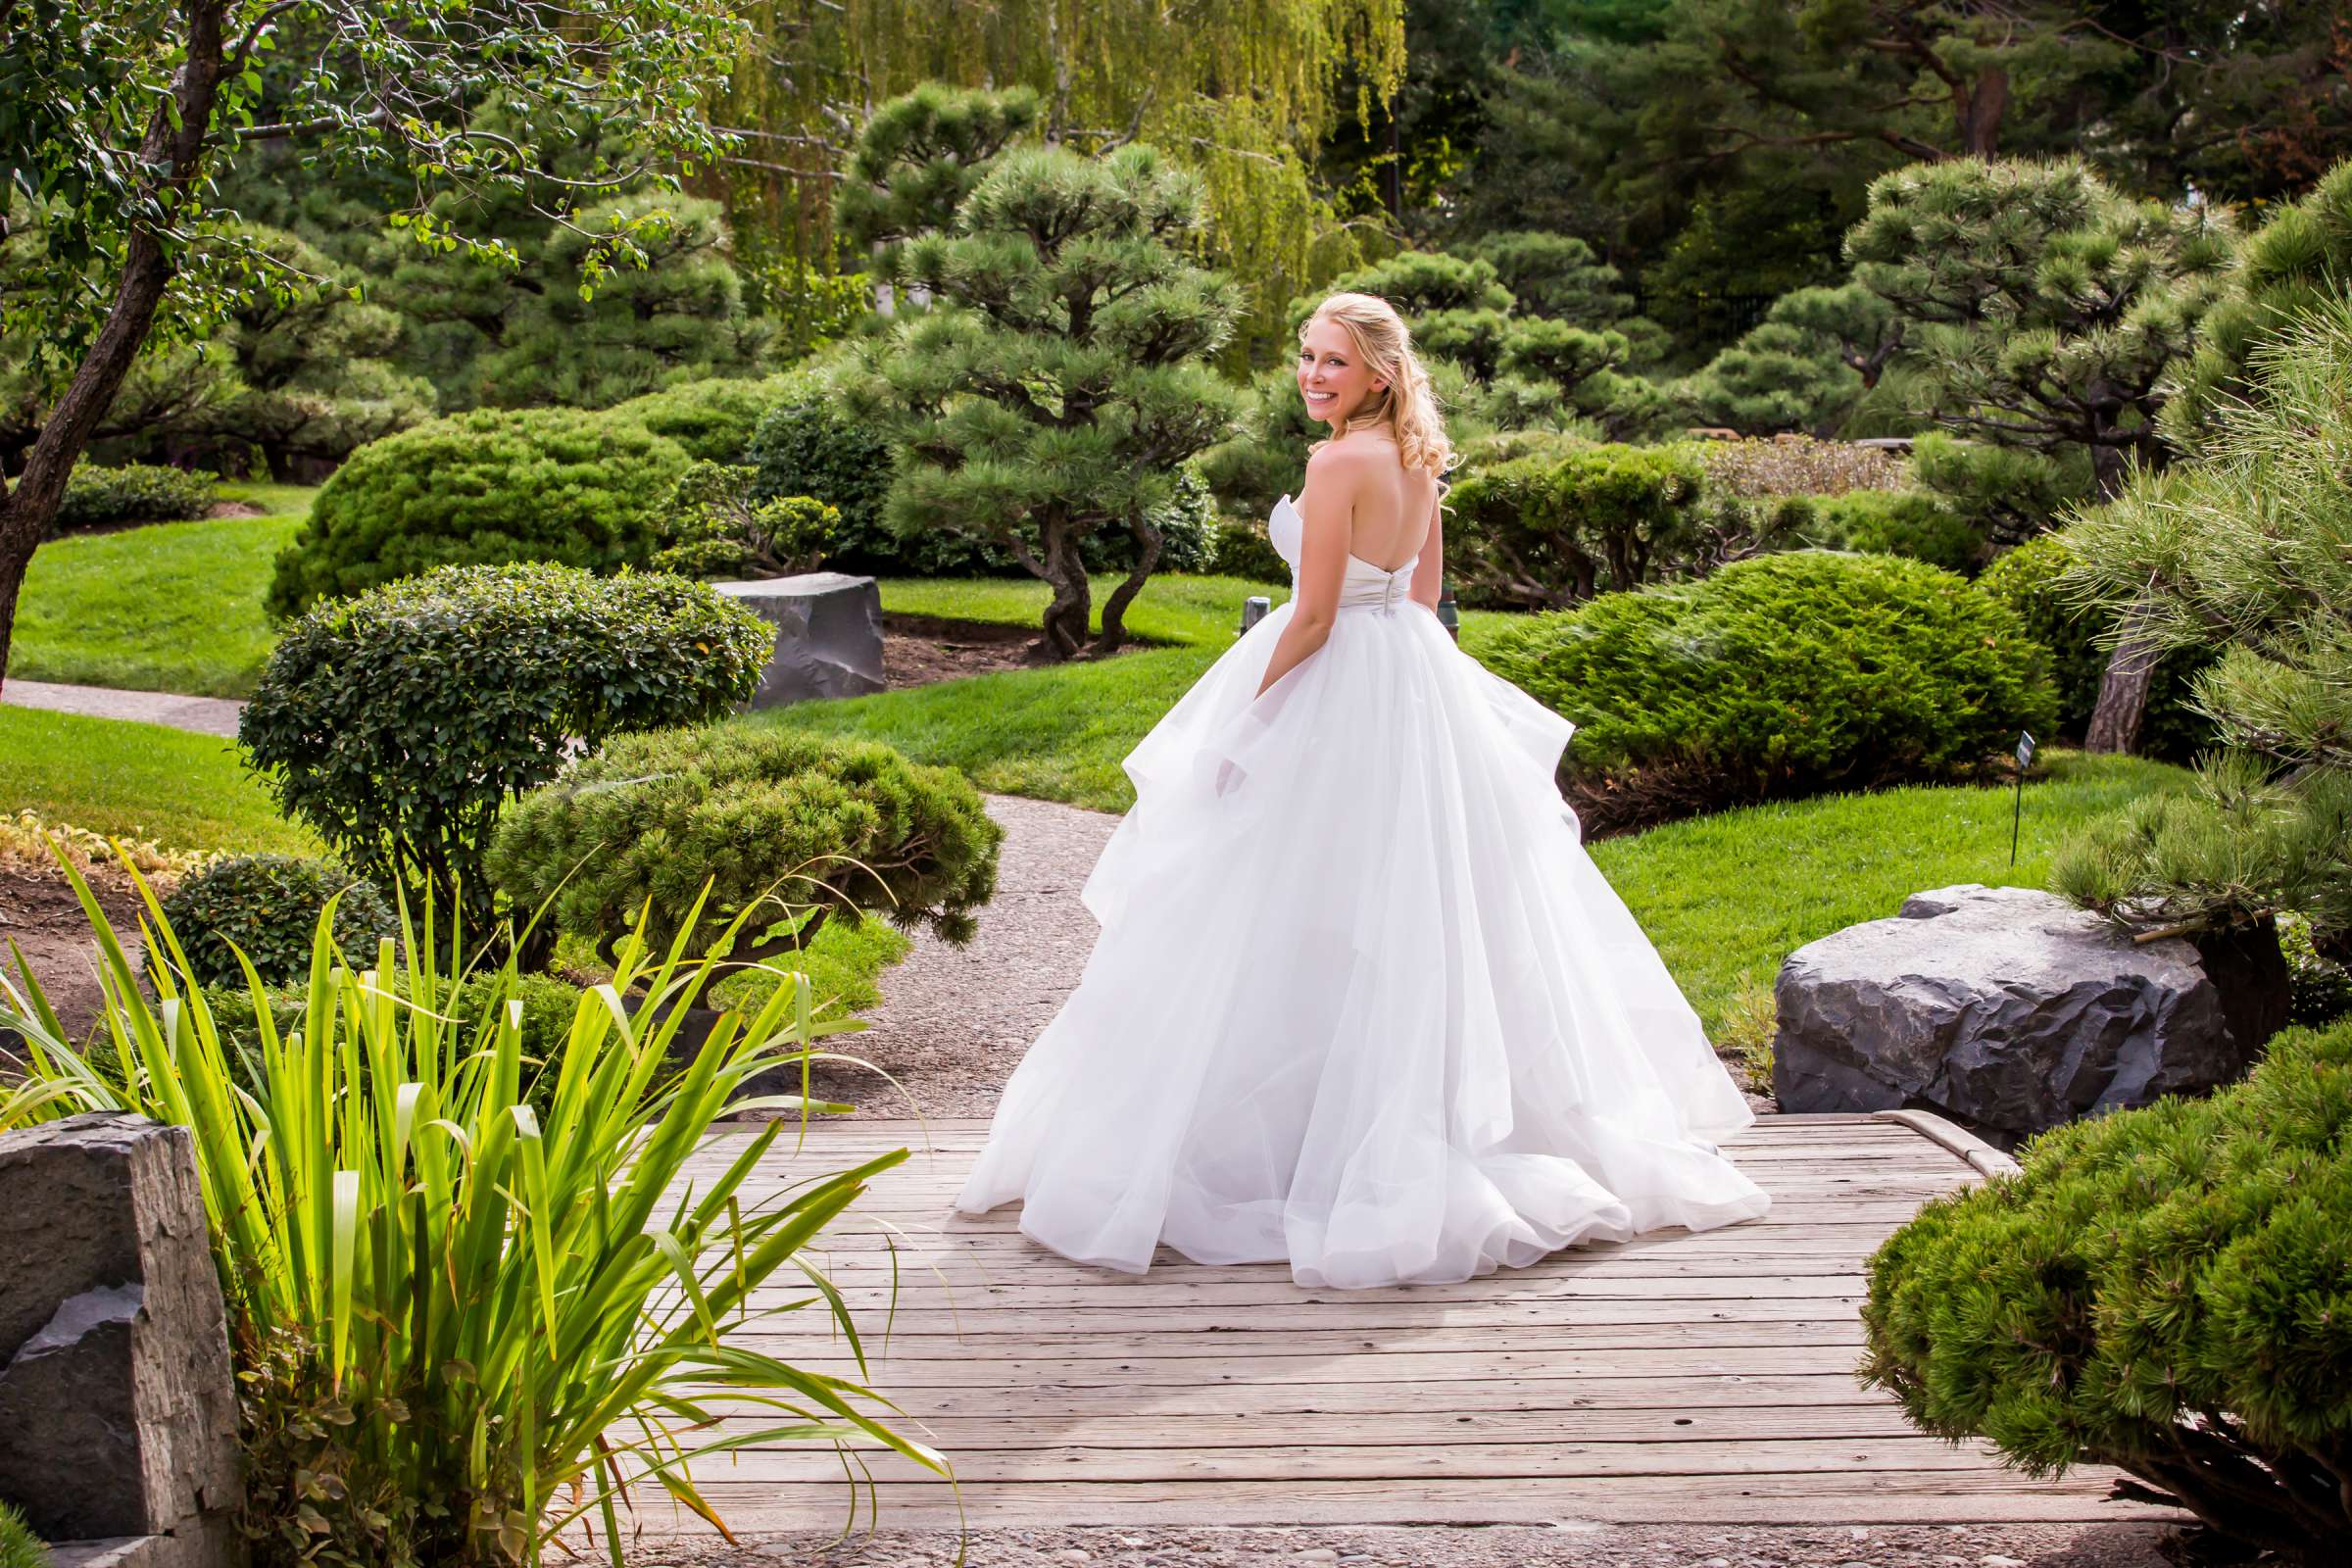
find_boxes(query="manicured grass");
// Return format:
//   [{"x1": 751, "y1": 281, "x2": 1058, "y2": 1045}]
[
  {"x1": 10, "y1": 508, "x2": 307, "y2": 697},
  {"x1": 759, "y1": 571, "x2": 1526, "y2": 810},
  {"x1": 0, "y1": 705, "x2": 318, "y2": 856},
  {"x1": 1590, "y1": 749, "x2": 2192, "y2": 1039}
]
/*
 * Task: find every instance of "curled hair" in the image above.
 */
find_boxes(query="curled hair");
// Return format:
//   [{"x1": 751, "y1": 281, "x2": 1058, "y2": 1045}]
[{"x1": 1300, "y1": 291, "x2": 1456, "y2": 487}]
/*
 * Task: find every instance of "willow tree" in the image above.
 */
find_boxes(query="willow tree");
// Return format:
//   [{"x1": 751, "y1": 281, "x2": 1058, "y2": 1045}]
[
  {"x1": 699, "y1": 0, "x2": 1406, "y2": 355},
  {"x1": 839, "y1": 88, "x2": 1244, "y2": 662}
]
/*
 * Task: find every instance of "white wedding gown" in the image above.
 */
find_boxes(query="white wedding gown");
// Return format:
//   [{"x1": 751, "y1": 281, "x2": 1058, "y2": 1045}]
[{"x1": 953, "y1": 492, "x2": 1771, "y2": 1287}]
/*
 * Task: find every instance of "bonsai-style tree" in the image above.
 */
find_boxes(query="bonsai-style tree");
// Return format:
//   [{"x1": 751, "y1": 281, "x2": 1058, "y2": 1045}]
[
  {"x1": 1681, "y1": 282, "x2": 1904, "y2": 436},
  {"x1": 1845, "y1": 156, "x2": 2236, "y2": 753},
  {"x1": 839, "y1": 86, "x2": 1245, "y2": 661}
]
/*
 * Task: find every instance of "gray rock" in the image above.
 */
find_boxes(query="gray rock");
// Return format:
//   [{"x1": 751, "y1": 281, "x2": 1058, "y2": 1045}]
[
  {"x1": 0, "y1": 1113, "x2": 240, "y2": 1560},
  {"x1": 714, "y1": 572, "x2": 888, "y2": 707},
  {"x1": 1773, "y1": 883, "x2": 2288, "y2": 1137}
]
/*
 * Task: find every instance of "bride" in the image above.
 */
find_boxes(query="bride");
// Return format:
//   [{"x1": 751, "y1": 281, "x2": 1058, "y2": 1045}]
[{"x1": 953, "y1": 292, "x2": 1771, "y2": 1289}]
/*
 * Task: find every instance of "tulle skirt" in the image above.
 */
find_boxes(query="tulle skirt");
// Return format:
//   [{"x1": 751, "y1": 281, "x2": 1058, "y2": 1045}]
[{"x1": 953, "y1": 595, "x2": 1771, "y2": 1288}]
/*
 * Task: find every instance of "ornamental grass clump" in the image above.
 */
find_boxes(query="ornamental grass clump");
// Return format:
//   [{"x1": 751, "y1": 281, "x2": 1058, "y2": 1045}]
[
  {"x1": 1860, "y1": 1014, "x2": 2352, "y2": 1561},
  {"x1": 0, "y1": 842, "x2": 946, "y2": 1566}
]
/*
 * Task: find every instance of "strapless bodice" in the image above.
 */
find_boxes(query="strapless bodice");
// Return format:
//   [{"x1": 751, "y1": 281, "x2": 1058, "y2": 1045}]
[{"x1": 1268, "y1": 493, "x2": 1420, "y2": 612}]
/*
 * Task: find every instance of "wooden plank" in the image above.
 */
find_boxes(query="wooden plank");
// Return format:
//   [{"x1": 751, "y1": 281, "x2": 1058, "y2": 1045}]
[
  {"x1": 659, "y1": 1272, "x2": 1876, "y2": 1302},
  {"x1": 722, "y1": 1345, "x2": 1872, "y2": 1384},
  {"x1": 712, "y1": 1296, "x2": 1866, "y2": 1336},
  {"x1": 710, "y1": 1435, "x2": 2015, "y2": 1484},
  {"x1": 658, "y1": 1473, "x2": 2164, "y2": 1529},
  {"x1": 737, "y1": 1324, "x2": 1871, "y2": 1362},
  {"x1": 688, "y1": 1404, "x2": 1935, "y2": 1445},
  {"x1": 677, "y1": 1372, "x2": 1898, "y2": 1416}
]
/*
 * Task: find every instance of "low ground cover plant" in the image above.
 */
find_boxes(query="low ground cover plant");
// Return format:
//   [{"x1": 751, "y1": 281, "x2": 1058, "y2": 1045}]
[
  {"x1": 1479, "y1": 550, "x2": 2057, "y2": 833},
  {"x1": 0, "y1": 848, "x2": 944, "y2": 1566},
  {"x1": 1862, "y1": 1014, "x2": 2352, "y2": 1560}
]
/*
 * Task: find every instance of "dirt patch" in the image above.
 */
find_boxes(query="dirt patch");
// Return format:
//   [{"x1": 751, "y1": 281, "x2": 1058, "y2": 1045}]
[
  {"x1": 0, "y1": 867, "x2": 147, "y2": 1048},
  {"x1": 881, "y1": 612, "x2": 1155, "y2": 687},
  {"x1": 204, "y1": 500, "x2": 270, "y2": 519}
]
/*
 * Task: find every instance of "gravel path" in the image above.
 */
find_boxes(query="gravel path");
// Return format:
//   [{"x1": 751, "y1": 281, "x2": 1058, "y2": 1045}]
[
  {"x1": 0, "y1": 677, "x2": 245, "y2": 737},
  {"x1": 790, "y1": 792, "x2": 1121, "y2": 1122}
]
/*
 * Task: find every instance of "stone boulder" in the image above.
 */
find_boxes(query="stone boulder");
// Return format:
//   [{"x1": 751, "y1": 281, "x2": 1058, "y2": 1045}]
[
  {"x1": 714, "y1": 572, "x2": 888, "y2": 708},
  {"x1": 0, "y1": 1113, "x2": 240, "y2": 1565},
  {"x1": 1772, "y1": 883, "x2": 2289, "y2": 1138}
]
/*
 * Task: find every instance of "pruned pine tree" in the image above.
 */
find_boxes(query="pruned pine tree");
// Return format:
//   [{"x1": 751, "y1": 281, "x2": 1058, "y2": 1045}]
[
  {"x1": 1846, "y1": 156, "x2": 2236, "y2": 755},
  {"x1": 841, "y1": 93, "x2": 1244, "y2": 661},
  {"x1": 2053, "y1": 297, "x2": 2352, "y2": 965}
]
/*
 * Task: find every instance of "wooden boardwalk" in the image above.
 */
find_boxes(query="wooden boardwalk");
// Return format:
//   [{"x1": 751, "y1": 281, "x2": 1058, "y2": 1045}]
[{"x1": 650, "y1": 1111, "x2": 2163, "y2": 1534}]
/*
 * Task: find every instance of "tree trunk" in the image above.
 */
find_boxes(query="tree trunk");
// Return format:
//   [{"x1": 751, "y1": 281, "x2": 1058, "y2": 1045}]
[
  {"x1": 1035, "y1": 523, "x2": 1089, "y2": 661},
  {"x1": 1957, "y1": 65, "x2": 2009, "y2": 157},
  {"x1": 2086, "y1": 592, "x2": 2162, "y2": 755},
  {"x1": 0, "y1": 0, "x2": 228, "y2": 695},
  {"x1": 1093, "y1": 514, "x2": 1162, "y2": 654}
]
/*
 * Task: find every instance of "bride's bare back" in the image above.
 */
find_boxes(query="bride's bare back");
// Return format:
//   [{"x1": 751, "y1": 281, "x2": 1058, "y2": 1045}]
[{"x1": 1306, "y1": 431, "x2": 1441, "y2": 571}]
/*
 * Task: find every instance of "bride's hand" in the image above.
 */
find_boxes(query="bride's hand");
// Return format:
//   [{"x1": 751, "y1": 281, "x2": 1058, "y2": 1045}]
[{"x1": 1214, "y1": 758, "x2": 1241, "y2": 796}]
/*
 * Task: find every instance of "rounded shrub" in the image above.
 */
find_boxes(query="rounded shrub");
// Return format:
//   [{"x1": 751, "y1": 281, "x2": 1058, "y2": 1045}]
[
  {"x1": 745, "y1": 397, "x2": 908, "y2": 571},
  {"x1": 1799, "y1": 490, "x2": 1982, "y2": 575},
  {"x1": 240, "y1": 563, "x2": 771, "y2": 938},
  {"x1": 609, "y1": 372, "x2": 805, "y2": 464},
  {"x1": 159, "y1": 855, "x2": 399, "y2": 990},
  {"x1": 1446, "y1": 442, "x2": 1712, "y2": 609},
  {"x1": 1976, "y1": 532, "x2": 2212, "y2": 761},
  {"x1": 265, "y1": 408, "x2": 690, "y2": 615},
  {"x1": 488, "y1": 726, "x2": 1004, "y2": 968},
  {"x1": 1861, "y1": 1015, "x2": 2352, "y2": 1559},
  {"x1": 1477, "y1": 549, "x2": 2058, "y2": 833},
  {"x1": 54, "y1": 461, "x2": 216, "y2": 531}
]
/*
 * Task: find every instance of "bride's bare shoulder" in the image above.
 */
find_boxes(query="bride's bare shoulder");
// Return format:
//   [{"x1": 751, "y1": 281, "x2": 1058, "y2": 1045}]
[{"x1": 1304, "y1": 435, "x2": 1394, "y2": 490}]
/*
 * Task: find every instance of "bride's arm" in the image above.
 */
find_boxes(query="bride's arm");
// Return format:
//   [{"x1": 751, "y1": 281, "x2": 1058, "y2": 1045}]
[{"x1": 1253, "y1": 446, "x2": 1362, "y2": 697}]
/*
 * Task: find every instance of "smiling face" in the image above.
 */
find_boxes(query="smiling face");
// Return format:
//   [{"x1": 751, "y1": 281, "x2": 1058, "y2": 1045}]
[{"x1": 1298, "y1": 314, "x2": 1387, "y2": 429}]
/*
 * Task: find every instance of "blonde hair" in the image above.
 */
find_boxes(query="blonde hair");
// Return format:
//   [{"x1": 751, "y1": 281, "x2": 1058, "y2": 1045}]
[{"x1": 1301, "y1": 291, "x2": 1456, "y2": 487}]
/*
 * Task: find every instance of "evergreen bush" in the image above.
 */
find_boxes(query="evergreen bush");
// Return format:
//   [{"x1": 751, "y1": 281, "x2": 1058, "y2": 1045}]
[
  {"x1": 264, "y1": 408, "x2": 689, "y2": 615},
  {"x1": 609, "y1": 372, "x2": 806, "y2": 464},
  {"x1": 1861, "y1": 1014, "x2": 2352, "y2": 1560},
  {"x1": 158, "y1": 854, "x2": 399, "y2": 990},
  {"x1": 487, "y1": 726, "x2": 1003, "y2": 969},
  {"x1": 1798, "y1": 490, "x2": 1982, "y2": 575},
  {"x1": 241, "y1": 564, "x2": 770, "y2": 938},
  {"x1": 2051, "y1": 300, "x2": 2352, "y2": 964},
  {"x1": 1478, "y1": 551, "x2": 2056, "y2": 833},
  {"x1": 744, "y1": 396, "x2": 911, "y2": 571},
  {"x1": 1976, "y1": 533, "x2": 2211, "y2": 760},
  {"x1": 1445, "y1": 442, "x2": 1797, "y2": 610},
  {"x1": 53, "y1": 461, "x2": 216, "y2": 531},
  {"x1": 647, "y1": 462, "x2": 837, "y2": 579}
]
